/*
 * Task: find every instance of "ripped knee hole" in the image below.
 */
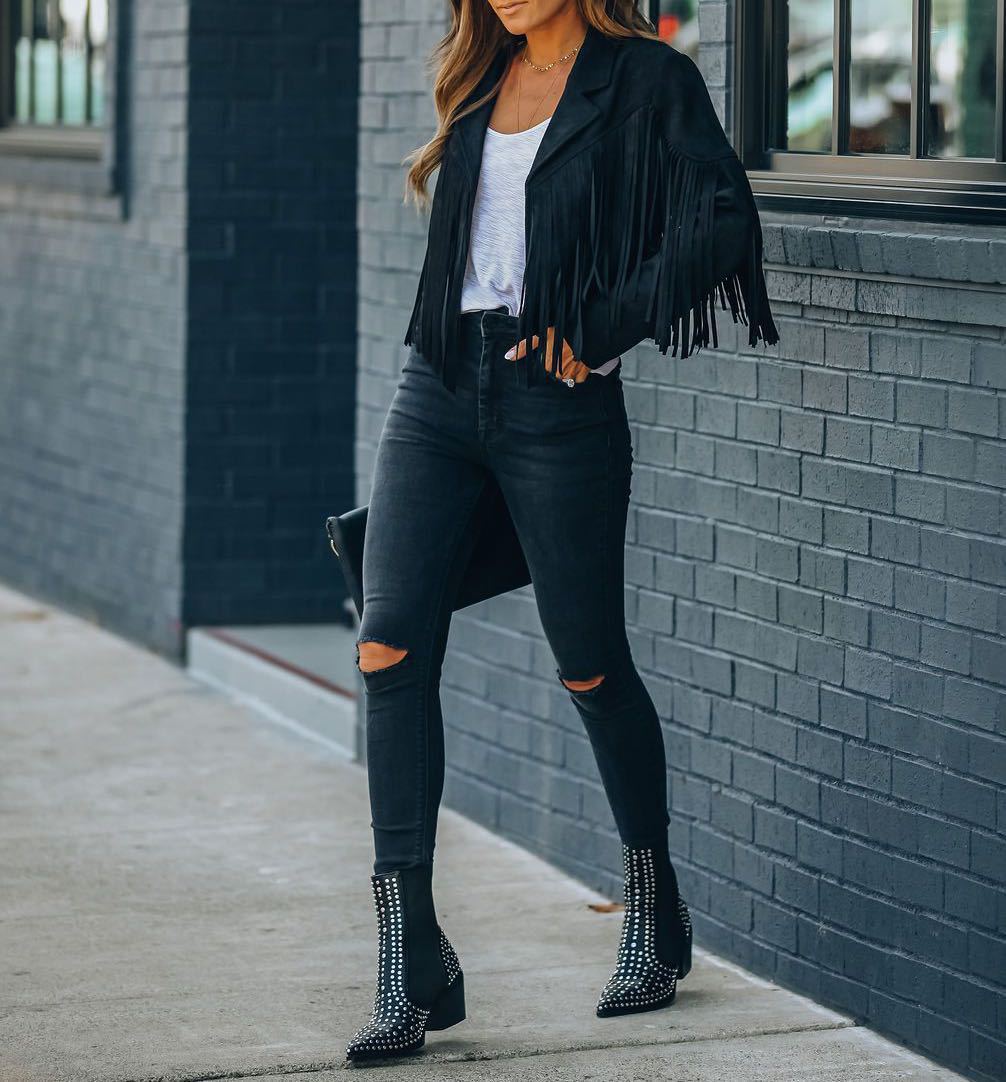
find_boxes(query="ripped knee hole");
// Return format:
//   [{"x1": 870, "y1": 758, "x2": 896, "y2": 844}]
[
  {"x1": 561, "y1": 673, "x2": 605, "y2": 692},
  {"x1": 356, "y1": 640, "x2": 409, "y2": 674}
]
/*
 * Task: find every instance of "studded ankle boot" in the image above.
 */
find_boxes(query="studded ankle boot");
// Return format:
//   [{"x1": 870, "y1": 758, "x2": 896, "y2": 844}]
[
  {"x1": 346, "y1": 862, "x2": 465, "y2": 1062},
  {"x1": 595, "y1": 843, "x2": 692, "y2": 1017}
]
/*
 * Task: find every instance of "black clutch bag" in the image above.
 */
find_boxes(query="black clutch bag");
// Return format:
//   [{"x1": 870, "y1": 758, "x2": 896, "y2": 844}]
[{"x1": 325, "y1": 483, "x2": 531, "y2": 620}]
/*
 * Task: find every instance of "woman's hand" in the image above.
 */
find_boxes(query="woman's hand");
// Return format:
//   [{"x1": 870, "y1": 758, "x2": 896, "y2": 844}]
[{"x1": 504, "y1": 328, "x2": 592, "y2": 384}]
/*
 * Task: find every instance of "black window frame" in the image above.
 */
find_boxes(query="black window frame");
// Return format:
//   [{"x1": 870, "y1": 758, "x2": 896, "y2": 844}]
[
  {"x1": 735, "y1": 0, "x2": 1006, "y2": 223},
  {"x1": 0, "y1": 0, "x2": 108, "y2": 160}
]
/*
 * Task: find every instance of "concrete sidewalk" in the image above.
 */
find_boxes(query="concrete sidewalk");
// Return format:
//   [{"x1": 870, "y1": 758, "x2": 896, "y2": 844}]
[{"x1": 0, "y1": 582, "x2": 965, "y2": 1082}]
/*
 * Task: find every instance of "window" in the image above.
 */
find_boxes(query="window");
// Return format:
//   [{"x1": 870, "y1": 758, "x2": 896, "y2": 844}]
[
  {"x1": 649, "y1": 0, "x2": 699, "y2": 62},
  {"x1": 737, "y1": 1, "x2": 1006, "y2": 220},
  {"x1": 0, "y1": 0, "x2": 108, "y2": 155}
]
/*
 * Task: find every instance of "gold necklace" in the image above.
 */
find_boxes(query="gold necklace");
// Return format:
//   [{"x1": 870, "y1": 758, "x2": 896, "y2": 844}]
[
  {"x1": 521, "y1": 34, "x2": 586, "y2": 72},
  {"x1": 516, "y1": 52, "x2": 565, "y2": 131}
]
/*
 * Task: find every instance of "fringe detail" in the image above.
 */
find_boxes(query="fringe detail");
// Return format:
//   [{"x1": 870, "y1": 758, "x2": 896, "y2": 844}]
[
  {"x1": 406, "y1": 102, "x2": 779, "y2": 388},
  {"x1": 515, "y1": 103, "x2": 778, "y2": 379},
  {"x1": 403, "y1": 152, "x2": 476, "y2": 393}
]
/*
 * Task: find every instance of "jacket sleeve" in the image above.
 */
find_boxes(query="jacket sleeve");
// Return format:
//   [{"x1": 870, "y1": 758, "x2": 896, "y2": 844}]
[{"x1": 574, "y1": 50, "x2": 778, "y2": 369}]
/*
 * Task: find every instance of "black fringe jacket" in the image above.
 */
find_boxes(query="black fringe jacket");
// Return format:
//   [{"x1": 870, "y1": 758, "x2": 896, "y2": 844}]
[{"x1": 405, "y1": 24, "x2": 779, "y2": 390}]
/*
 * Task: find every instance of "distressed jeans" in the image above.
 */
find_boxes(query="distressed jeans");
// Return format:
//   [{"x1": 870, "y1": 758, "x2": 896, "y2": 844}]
[{"x1": 357, "y1": 306, "x2": 671, "y2": 875}]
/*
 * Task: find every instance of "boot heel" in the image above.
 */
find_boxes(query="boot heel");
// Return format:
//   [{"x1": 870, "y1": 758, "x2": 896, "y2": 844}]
[
  {"x1": 677, "y1": 897, "x2": 693, "y2": 979},
  {"x1": 426, "y1": 971, "x2": 465, "y2": 1031}
]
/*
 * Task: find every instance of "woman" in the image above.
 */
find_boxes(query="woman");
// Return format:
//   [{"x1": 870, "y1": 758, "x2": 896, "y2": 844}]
[{"x1": 347, "y1": 0, "x2": 777, "y2": 1062}]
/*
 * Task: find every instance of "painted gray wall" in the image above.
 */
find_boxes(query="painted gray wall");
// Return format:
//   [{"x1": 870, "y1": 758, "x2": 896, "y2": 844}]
[
  {"x1": 0, "y1": 0, "x2": 188, "y2": 654},
  {"x1": 183, "y1": 0, "x2": 358, "y2": 629},
  {"x1": 357, "y1": 3, "x2": 1006, "y2": 1079},
  {"x1": 0, "y1": 0, "x2": 359, "y2": 653}
]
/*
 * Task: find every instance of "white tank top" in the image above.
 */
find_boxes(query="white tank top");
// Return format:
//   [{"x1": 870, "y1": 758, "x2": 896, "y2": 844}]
[{"x1": 459, "y1": 116, "x2": 620, "y2": 376}]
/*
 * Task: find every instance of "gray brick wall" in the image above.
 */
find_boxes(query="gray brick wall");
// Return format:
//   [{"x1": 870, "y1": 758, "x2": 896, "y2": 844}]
[
  {"x1": 356, "y1": 3, "x2": 1005, "y2": 1079},
  {"x1": 0, "y1": 0, "x2": 189, "y2": 655},
  {"x1": 0, "y1": 0, "x2": 359, "y2": 650}
]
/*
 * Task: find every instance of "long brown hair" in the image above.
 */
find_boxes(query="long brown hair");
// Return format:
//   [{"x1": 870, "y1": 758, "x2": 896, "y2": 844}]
[{"x1": 404, "y1": 0, "x2": 657, "y2": 206}]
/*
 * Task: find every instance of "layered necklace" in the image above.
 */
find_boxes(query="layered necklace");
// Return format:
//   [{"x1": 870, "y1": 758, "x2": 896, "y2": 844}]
[{"x1": 514, "y1": 32, "x2": 586, "y2": 131}]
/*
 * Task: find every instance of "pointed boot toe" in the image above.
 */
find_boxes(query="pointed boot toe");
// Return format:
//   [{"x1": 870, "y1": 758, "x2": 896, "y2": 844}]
[{"x1": 595, "y1": 957, "x2": 680, "y2": 1016}]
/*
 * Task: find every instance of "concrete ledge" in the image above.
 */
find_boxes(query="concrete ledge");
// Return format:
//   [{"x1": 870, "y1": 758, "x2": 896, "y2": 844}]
[{"x1": 187, "y1": 626, "x2": 359, "y2": 759}]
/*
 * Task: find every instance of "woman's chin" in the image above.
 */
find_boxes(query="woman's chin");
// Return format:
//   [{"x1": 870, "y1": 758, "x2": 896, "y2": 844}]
[
  {"x1": 499, "y1": 17, "x2": 531, "y2": 35},
  {"x1": 495, "y1": 1, "x2": 532, "y2": 32}
]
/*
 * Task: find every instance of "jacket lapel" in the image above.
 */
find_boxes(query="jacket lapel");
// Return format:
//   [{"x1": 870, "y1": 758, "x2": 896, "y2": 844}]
[
  {"x1": 453, "y1": 50, "x2": 507, "y2": 185},
  {"x1": 452, "y1": 22, "x2": 616, "y2": 189},
  {"x1": 526, "y1": 23, "x2": 615, "y2": 186}
]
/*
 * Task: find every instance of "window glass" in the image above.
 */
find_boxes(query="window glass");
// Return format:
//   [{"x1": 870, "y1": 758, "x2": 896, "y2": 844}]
[
  {"x1": 29, "y1": 1, "x2": 57, "y2": 123},
  {"x1": 849, "y1": 0, "x2": 914, "y2": 154},
  {"x1": 741, "y1": 0, "x2": 1006, "y2": 217},
  {"x1": 59, "y1": 0, "x2": 88, "y2": 123},
  {"x1": 89, "y1": 0, "x2": 107, "y2": 124},
  {"x1": 784, "y1": 0, "x2": 834, "y2": 152},
  {"x1": 8, "y1": 0, "x2": 107, "y2": 126},
  {"x1": 14, "y1": 5, "x2": 30, "y2": 123},
  {"x1": 651, "y1": 0, "x2": 699, "y2": 63},
  {"x1": 929, "y1": 0, "x2": 998, "y2": 159}
]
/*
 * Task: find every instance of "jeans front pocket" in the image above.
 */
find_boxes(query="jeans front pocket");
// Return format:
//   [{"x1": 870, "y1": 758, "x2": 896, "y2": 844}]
[{"x1": 503, "y1": 365, "x2": 609, "y2": 439}]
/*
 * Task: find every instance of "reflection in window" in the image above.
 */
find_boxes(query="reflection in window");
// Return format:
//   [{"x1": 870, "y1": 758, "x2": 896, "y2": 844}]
[
  {"x1": 849, "y1": 0, "x2": 913, "y2": 154},
  {"x1": 929, "y1": 0, "x2": 998, "y2": 159},
  {"x1": 650, "y1": 0, "x2": 699, "y2": 63},
  {"x1": 742, "y1": 1, "x2": 1005, "y2": 217},
  {"x1": 783, "y1": 0, "x2": 834, "y2": 152},
  {"x1": 10, "y1": 0, "x2": 108, "y2": 126}
]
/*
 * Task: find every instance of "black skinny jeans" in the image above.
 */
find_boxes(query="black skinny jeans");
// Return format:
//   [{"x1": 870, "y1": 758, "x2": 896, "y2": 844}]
[{"x1": 357, "y1": 306, "x2": 671, "y2": 875}]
